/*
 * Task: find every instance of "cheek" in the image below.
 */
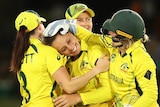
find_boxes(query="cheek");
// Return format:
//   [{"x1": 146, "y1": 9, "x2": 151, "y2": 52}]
[
  {"x1": 40, "y1": 24, "x2": 45, "y2": 31},
  {"x1": 109, "y1": 31, "x2": 116, "y2": 37}
]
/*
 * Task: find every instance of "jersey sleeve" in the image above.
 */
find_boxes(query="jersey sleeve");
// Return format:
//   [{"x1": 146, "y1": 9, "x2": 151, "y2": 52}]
[
  {"x1": 46, "y1": 47, "x2": 64, "y2": 75},
  {"x1": 80, "y1": 72, "x2": 113, "y2": 105},
  {"x1": 88, "y1": 44, "x2": 110, "y2": 67},
  {"x1": 132, "y1": 51, "x2": 158, "y2": 107},
  {"x1": 80, "y1": 45, "x2": 112, "y2": 105},
  {"x1": 75, "y1": 25, "x2": 112, "y2": 48}
]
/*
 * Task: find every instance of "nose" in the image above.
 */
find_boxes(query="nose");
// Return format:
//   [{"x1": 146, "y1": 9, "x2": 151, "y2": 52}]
[{"x1": 66, "y1": 44, "x2": 75, "y2": 52}]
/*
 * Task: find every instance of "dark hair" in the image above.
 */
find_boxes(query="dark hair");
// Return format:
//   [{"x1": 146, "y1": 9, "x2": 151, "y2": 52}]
[
  {"x1": 42, "y1": 31, "x2": 62, "y2": 46},
  {"x1": 10, "y1": 26, "x2": 34, "y2": 72}
]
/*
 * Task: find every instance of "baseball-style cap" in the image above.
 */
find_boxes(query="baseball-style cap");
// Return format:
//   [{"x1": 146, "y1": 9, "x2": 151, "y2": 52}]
[
  {"x1": 15, "y1": 10, "x2": 46, "y2": 32},
  {"x1": 65, "y1": 3, "x2": 95, "y2": 19}
]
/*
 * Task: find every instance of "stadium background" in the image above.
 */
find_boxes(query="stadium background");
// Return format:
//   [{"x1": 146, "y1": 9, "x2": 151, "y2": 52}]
[{"x1": 0, "y1": 0, "x2": 160, "y2": 106}]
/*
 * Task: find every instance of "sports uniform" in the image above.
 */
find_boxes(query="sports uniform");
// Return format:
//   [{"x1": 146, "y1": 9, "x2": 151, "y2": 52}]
[
  {"x1": 75, "y1": 9, "x2": 159, "y2": 107},
  {"x1": 66, "y1": 40, "x2": 113, "y2": 107},
  {"x1": 102, "y1": 9, "x2": 159, "y2": 107},
  {"x1": 41, "y1": 19, "x2": 112, "y2": 107},
  {"x1": 13, "y1": 10, "x2": 67, "y2": 107},
  {"x1": 17, "y1": 38, "x2": 65, "y2": 107},
  {"x1": 108, "y1": 40, "x2": 158, "y2": 107}
]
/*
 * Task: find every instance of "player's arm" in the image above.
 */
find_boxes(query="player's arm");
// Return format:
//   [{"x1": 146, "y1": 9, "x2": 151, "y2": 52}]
[
  {"x1": 75, "y1": 25, "x2": 112, "y2": 47},
  {"x1": 53, "y1": 45, "x2": 112, "y2": 106},
  {"x1": 132, "y1": 57, "x2": 158, "y2": 107},
  {"x1": 48, "y1": 48, "x2": 110, "y2": 94},
  {"x1": 79, "y1": 45, "x2": 112, "y2": 105},
  {"x1": 52, "y1": 56, "x2": 109, "y2": 94},
  {"x1": 80, "y1": 72, "x2": 113, "y2": 105}
]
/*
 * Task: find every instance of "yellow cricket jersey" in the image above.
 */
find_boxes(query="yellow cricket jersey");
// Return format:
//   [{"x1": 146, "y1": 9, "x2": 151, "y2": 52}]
[
  {"x1": 75, "y1": 25, "x2": 159, "y2": 107},
  {"x1": 108, "y1": 40, "x2": 159, "y2": 107},
  {"x1": 17, "y1": 38, "x2": 65, "y2": 107},
  {"x1": 66, "y1": 40, "x2": 113, "y2": 106}
]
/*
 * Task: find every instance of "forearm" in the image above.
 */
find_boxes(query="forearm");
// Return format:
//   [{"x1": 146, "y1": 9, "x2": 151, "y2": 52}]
[
  {"x1": 63, "y1": 67, "x2": 101, "y2": 94},
  {"x1": 80, "y1": 87, "x2": 113, "y2": 105}
]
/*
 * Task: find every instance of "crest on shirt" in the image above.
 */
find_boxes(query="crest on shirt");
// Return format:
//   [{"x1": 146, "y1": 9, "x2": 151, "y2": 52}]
[
  {"x1": 120, "y1": 63, "x2": 129, "y2": 72},
  {"x1": 110, "y1": 54, "x2": 116, "y2": 62},
  {"x1": 80, "y1": 60, "x2": 89, "y2": 70},
  {"x1": 57, "y1": 55, "x2": 61, "y2": 60}
]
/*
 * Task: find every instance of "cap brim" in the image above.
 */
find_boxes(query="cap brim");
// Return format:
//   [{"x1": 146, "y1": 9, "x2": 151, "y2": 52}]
[
  {"x1": 85, "y1": 8, "x2": 95, "y2": 17},
  {"x1": 39, "y1": 17, "x2": 46, "y2": 22},
  {"x1": 102, "y1": 19, "x2": 112, "y2": 31},
  {"x1": 70, "y1": 8, "x2": 95, "y2": 19}
]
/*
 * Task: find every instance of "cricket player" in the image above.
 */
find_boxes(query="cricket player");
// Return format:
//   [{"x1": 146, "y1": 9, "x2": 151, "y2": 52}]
[
  {"x1": 101, "y1": 9, "x2": 159, "y2": 107},
  {"x1": 42, "y1": 19, "x2": 114, "y2": 107},
  {"x1": 64, "y1": 9, "x2": 159, "y2": 107},
  {"x1": 65, "y1": 3, "x2": 95, "y2": 31},
  {"x1": 10, "y1": 10, "x2": 110, "y2": 107}
]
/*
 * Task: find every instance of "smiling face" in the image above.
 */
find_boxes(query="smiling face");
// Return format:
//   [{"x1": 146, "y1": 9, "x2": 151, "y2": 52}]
[
  {"x1": 51, "y1": 32, "x2": 81, "y2": 56},
  {"x1": 76, "y1": 11, "x2": 93, "y2": 31}
]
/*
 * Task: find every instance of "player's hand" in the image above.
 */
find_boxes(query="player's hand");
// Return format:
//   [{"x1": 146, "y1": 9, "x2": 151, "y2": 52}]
[
  {"x1": 53, "y1": 94, "x2": 81, "y2": 107},
  {"x1": 95, "y1": 54, "x2": 110, "y2": 73}
]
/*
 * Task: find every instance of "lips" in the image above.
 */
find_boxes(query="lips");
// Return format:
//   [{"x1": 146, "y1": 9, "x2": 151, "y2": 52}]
[{"x1": 72, "y1": 45, "x2": 77, "y2": 52}]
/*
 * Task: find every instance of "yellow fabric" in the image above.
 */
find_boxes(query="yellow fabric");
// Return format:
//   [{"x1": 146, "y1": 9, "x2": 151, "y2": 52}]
[
  {"x1": 66, "y1": 40, "x2": 113, "y2": 106},
  {"x1": 109, "y1": 40, "x2": 159, "y2": 107},
  {"x1": 75, "y1": 26, "x2": 159, "y2": 107},
  {"x1": 74, "y1": 100, "x2": 115, "y2": 107},
  {"x1": 75, "y1": 25, "x2": 112, "y2": 48},
  {"x1": 15, "y1": 10, "x2": 46, "y2": 31},
  {"x1": 17, "y1": 38, "x2": 64, "y2": 107}
]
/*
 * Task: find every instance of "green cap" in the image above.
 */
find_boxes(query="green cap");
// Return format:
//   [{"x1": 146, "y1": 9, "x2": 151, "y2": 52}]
[
  {"x1": 102, "y1": 9, "x2": 145, "y2": 39},
  {"x1": 65, "y1": 3, "x2": 95, "y2": 19}
]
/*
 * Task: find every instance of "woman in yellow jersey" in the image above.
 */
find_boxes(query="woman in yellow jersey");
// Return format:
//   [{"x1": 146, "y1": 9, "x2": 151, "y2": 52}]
[
  {"x1": 73, "y1": 8, "x2": 159, "y2": 107},
  {"x1": 65, "y1": 3, "x2": 95, "y2": 32},
  {"x1": 100, "y1": 9, "x2": 159, "y2": 107},
  {"x1": 10, "y1": 10, "x2": 110, "y2": 107},
  {"x1": 42, "y1": 19, "x2": 114, "y2": 107}
]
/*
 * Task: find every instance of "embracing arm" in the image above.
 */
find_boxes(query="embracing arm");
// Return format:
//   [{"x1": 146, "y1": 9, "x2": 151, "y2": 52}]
[
  {"x1": 53, "y1": 54, "x2": 110, "y2": 94},
  {"x1": 75, "y1": 25, "x2": 112, "y2": 47},
  {"x1": 80, "y1": 72, "x2": 113, "y2": 105},
  {"x1": 53, "y1": 70, "x2": 113, "y2": 107}
]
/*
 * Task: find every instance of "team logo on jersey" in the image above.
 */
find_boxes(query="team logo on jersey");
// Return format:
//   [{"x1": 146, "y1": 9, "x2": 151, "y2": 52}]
[
  {"x1": 80, "y1": 60, "x2": 89, "y2": 70},
  {"x1": 110, "y1": 54, "x2": 116, "y2": 62},
  {"x1": 57, "y1": 55, "x2": 61, "y2": 60},
  {"x1": 120, "y1": 63, "x2": 129, "y2": 72}
]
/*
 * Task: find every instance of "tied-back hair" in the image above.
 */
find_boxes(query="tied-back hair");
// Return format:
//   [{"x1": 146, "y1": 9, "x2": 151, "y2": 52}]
[
  {"x1": 142, "y1": 34, "x2": 150, "y2": 43},
  {"x1": 10, "y1": 26, "x2": 33, "y2": 73}
]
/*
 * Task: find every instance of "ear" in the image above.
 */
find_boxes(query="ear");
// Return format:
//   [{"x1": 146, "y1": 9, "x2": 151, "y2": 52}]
[{"x1": 38, "y1": 23, "x2": 45, "y2": 31}]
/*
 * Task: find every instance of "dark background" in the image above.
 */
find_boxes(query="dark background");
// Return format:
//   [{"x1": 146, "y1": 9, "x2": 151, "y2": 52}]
[{"x1": 0, "y1": 0, "x2": 160, "y2": 106}]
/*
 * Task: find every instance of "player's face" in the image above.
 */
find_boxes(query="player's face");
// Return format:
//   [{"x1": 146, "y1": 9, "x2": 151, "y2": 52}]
[
  {"x1": 51, "y1": 32, "x2": 81, "y2": 56},
  {"x1": 76, "y1": 11, "x2": 93, "y2": 31},
  {"x1": 108, "y1": 31, "x2": 123, "y2": 47},
  {"x1": 109, "y1": 31, "x2": 130, "y2": 52}
]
